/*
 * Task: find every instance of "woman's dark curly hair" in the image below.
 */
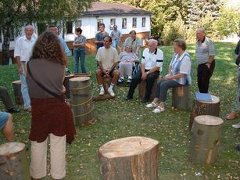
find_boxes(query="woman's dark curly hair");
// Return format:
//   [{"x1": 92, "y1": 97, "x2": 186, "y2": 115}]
[{"x1": 31, "y1": 31, "x2": 67, "y2": 66}]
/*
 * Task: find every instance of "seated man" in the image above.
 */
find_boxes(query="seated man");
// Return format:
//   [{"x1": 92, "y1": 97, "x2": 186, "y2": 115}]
[
  {"x1": 0, "y1": 86, "x2": 19, "y2": 113},
  {"x1": 0, "y1": 111, "x2": 14, "y2": 141},
  {"x1": 96, "y1": 36, "x2": 120, "y2": 97},
  {"x1": 126, "y1": 39, "x2": 163, "y2": 102},
  {"x1": 118, "y1": 46, "x2": 139, "y2": 83}
]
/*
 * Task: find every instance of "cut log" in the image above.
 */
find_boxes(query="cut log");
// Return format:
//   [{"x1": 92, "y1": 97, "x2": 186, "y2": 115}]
[
  {"x1": 12, "y1": 80, "x2": 23, "y2": 105},
  {"x1": 138, "y1": 78, "x2": 158, "y2": 101},
  {"x1": 189, "y1": 115, "x2": 223, "y2": 164},
  {"x1": 172, "y1": 85, "x2": 192, "y2": 111},
  {"x1": 0, "y1": 142, "x2": 30, "y2": 179},
  {"x1": 63, "y1": 74, "x2": 74, "y2": 99},
  {"x1": 69, "y1": 77, "x2": 94, "y2": 126},
  {"x1": 189, "y1": 95, "x2": 220, "y2": 130},
  {"x1": 98, "y1": 136, "x2": 159, "y2": 180}
]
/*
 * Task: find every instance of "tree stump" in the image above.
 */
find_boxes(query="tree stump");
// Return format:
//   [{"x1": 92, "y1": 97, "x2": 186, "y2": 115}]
[
  {"x1": 69, "y1": 77, "x2": 94, "y2": 126},
  {"x1": 12, "y1": 80, "x2": 23, "y2": 105},
  {"x1": 172, "y1": 85, "x2": 191, "y2": 111},
  {"x1": 139, "y1": 79, "x2": 158, "y2": 101},
  {"x1": 63, "y1": 74, "x2": 74, "y2": 99},
  {"x1": 0, "y1": 142, "x2": 30, "y2": 180},
  {"x1": 98, "y1": 136, "x2": 159, "y2": 180},
  {"x1": 189, "y1": 95, "x2": 220, "y2": 130},
  {"x1": 189, "y1": 115, "x2": 224, "y2": 164}
]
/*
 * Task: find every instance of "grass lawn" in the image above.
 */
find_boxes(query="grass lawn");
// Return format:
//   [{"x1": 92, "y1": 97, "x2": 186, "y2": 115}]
[{"x1": 0, "y1": 42, "x2": 239, "y2": 179}]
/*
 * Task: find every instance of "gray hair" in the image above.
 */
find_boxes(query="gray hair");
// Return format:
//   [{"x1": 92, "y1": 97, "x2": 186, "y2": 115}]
[
  {"x1": 148, "y1": 39, "x2": 158, "y2": 46},
  {"x1": 25, "y1": 24, "x2": 34, "y2": 31},
  {"x1": 196, "y1": 27, "x2": 205, "y2": 34}
]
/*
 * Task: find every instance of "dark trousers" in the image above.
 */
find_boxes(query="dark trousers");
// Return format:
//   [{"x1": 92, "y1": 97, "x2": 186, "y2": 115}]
[
  {"x1": 197, "y1": 61, "x2": 215, "y2": 93},
  {"x1": 127, "y1": 71, "x2": 159, "y2": 100},
  {"x1": 0, "y1": 86, "x2": 14, "y2": 110},
  {"x1": 156, "y1": 80, "x2": 180, "y2": 102}
]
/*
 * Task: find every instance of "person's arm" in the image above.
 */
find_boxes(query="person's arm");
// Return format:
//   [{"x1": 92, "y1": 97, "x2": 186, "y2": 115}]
[
  {"x1": 109, "y1": 49, "x2": 120, "y2": 73},
  {"x1": 95, "y1": 33, "x2": 101, "y2": 44},
  {"x1": 14, "y1": 39, "x2": 23, "y2": 74},
  {"x1": 206, "y1": 39, "x2": 215, "y2": 68}
]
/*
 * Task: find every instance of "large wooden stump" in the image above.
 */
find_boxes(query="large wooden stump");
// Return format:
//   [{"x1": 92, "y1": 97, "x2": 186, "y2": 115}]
[
  {"x1": 0, "y1": 142, "x2": 30, "y2": 180},
  {"x1": 172, "y1": 85, "x2": 191, "y2": 111},
  {"x1": 98, "y1": 136, "x2": 159, "y2": 180},
  {"x1": 63, "y1": 74, "x2": 74, "y2": 99},
  {"x1": 189, "y1": 115, "x2": 223, "y2": 164},
  {"x1": 69, "y1": 77, "x2": 94, "y2": 126},
  {"x1": 139, "y1": 79, "x2": 158, "y2": 101},
  {"x1": 189, "y1": 95, "x2": 220, "y2": 130},
  {"x1": 12, "y1": 80, "x2": 23, "y2": 105}
]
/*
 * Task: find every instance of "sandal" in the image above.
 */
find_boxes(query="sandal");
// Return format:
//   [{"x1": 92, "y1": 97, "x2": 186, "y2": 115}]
[{"x1": 146, "y1": 102, "x2": 158, "y2": 108}]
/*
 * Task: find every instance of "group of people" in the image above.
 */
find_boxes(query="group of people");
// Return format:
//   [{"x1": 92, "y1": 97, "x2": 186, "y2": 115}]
[{"x1": 1, "y1": 22, "x2": 240, "y2": 180}]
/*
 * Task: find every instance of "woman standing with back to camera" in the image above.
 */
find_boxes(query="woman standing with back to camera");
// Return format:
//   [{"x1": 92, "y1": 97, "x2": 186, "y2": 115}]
[{"x1": 27, "y1": 31, "x2": 76, "y2": 180}]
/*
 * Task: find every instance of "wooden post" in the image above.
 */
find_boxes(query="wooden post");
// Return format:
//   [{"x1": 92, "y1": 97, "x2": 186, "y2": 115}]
[
  {"x1": 98, "y1": 136, "x2": 159, "y2": 180},
  {"x1": 172, "y1": 85, "x2": 192, "y2": 111},
  {"x1": 69, "y1": 77, "x2": 94, "y2": 126},
  {"x1": 189, "y1": 115, "x2": 223, "y2": 164},
  {"x1": 0, "y1": 142, "x2": 30, "y2": 179},
  {"x1": 138, "y1": 79, "x2": 158, "y2": 101},
  {"x1": 12, "y1": 80, "x2": 23, "y2": 105},
  {"x1": 189, "y1": 95, "x2": 220, "y2": 130},
  {"x1": 63, "y1": 74, "x2": 74, "y2": 99}
]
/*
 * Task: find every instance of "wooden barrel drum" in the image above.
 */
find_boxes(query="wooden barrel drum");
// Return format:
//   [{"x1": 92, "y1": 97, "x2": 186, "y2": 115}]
[
  {"x1": 69, "y1": 77, "x2": 94, "y2": 126},
  {"x1": 0, "y1": 142, "x2": 30, "y2": 179}
]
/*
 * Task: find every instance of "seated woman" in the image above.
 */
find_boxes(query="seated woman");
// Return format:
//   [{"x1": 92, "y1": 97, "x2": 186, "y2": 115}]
[
  {"x1": 146, "y1": 39, "x2": 191, "y2": 113},
  {"x1": 118, "y1": 46, "x2": 139, "y2": 83}
]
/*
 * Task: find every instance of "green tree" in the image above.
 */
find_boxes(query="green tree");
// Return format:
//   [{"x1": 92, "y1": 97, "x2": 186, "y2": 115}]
[{"x1": 0, "y1": 0, "x2": 94, "y2": 64}]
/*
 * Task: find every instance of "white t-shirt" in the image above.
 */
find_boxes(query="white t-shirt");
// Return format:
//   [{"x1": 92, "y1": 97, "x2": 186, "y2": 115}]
[
  {"x1": 14, "y1": 35, "x2": 36, "y2": 62},
  {"x1": 96, "y1": 47, "x2": 119, "y2": 70},
  {"x1": 141, "y1": 48, "x2": 164, "y2": 71}
]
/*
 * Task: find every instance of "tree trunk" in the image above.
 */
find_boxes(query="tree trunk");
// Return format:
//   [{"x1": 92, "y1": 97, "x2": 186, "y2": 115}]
[
  {"x1": 172, "y1": 85, "x2": 192, "y2": 111},
  {"x1": 189, "y1": 95, "x2": 220, "y2": 130},
  {"x1": 0, "y1": 142, "x2": 30, "y2": 180},
  {"x1": 2, "y1": 25, "x2": 11, "y2": 65},
  {"x1": 189, "y1": 115, "x2": 223, "y2": 164},
  {"x1": 69, "y1": 76, "x2": 94, "y2": 126},
  {"x1": 12, "y1": 80, "x2": 23, "y2": 105},
  {"x1": 98, "y1": 136, "x2": 159, "y2": 180}
]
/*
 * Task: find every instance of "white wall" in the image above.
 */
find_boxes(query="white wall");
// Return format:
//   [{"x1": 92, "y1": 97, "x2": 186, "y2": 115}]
[{"x1": 64, "y1": 15, "x2": 151, "y2": 41}]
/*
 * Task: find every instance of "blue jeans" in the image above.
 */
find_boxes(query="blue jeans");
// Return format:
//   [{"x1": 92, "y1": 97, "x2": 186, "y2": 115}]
[
  {"x1": 74, "y1": 49, "x2": 86, "y2": 73},
  {"x1": 20, "y1": 73, "x2": 31, "y2": 109},
  {"x1": 112, "y1": 39, "x2": 119, "y2": 49}
]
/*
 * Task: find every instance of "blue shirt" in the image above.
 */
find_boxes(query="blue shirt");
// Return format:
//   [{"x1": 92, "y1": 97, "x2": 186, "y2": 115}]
[{"x1": 59, "y1": 37, "x2": 72, "y2": 56}]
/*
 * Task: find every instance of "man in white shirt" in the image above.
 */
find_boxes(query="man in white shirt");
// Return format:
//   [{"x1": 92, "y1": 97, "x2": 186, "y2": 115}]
[
  {"x1": 14, "y1": 25, "x2": 36, "y2": 112},
  {"x1": 96, "y1": 36, "x2": 119, "y2": 97},
  {"x1": 126, "y1": 39, "x2": 164, "y2": 102}
]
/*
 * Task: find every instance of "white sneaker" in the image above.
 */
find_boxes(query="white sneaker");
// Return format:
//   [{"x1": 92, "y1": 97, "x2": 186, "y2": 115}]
[
  {"x1": 152, "y1": 106, "x2": 165, "y2": 113},
  {"x1": 118, "y1": 77, "x2": 124, "y2": 83},
  {"x1": 99, "y1": 88, "x2": 105, "y2": 96},
  {"x1": 146, "y1": 102, "x2": 158, "y2": 108},
  {"x1": 108, "y1": 87, "x2": 115, "y2": 97},
  {"x1": 232, "y1": 123, "x2": 240, "y2": 129},
  {"x1": 127, "y1": 76, "x2": 132, "y2": 83}
]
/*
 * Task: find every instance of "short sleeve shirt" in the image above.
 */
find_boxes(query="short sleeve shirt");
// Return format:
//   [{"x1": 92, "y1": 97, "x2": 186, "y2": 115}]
[
  {"x1": 110, "y1": 30, "x2": 121, "y2": 40},
  {"x1": 14, "y1": 35, "x2": 36, "y2": 62},
  {"x1": 95, "y1": 31, "x2": 109, "y2": 49},
  {"x1": 74, "y1": 35, "x2": 86, "y2": 50},
  {"x1": 0, "y1": 112, "x2": 9, "y2": 129},
  {"x1": 96, "y1": 47, "x2": 119, "y2": 70},
  {"x1": 141, "y1": 48, "x2": 164, "y2": 71},
  {"x1": 196, "y1": 37, "x2": 215, "y2": 65},
  {"x1": 124, "y1": 37, "x2": 142, "y2": 54}
]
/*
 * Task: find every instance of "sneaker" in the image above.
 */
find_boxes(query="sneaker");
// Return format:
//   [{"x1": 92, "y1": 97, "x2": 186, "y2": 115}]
[
  {"x1": 232, "y1": 123, "x2": 240, "y2": 129},
  {"x1": 152, "y1": 106, "x2": 165, "y2": 113},
  {"x1": 108, "y1": 87, "x2": 115, "y2": 97},
  {"x1": 146, "y1": 102, "x2": 158, "y2": 108},
  {"x1": 127, "y1": 76, "x2": 132, "y2": 83},
  {"x1": 7, "y1": 108, "x2": 20, "y2": 113},
  {"x1": 99, "y1": 88, "x2": 105, "y2": 96},
  {"x1": 118, "y1": 77, "x2": 124, "y2": 83},
  {"x1": 24, "y1": 107, "x2": 31, "y2": 112}
]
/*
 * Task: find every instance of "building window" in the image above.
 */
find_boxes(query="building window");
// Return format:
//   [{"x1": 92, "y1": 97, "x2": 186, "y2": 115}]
[
  {"x1": 66, "y1": 21, "x2": 73, "y2": 34},
  {"x1": 122, "y1": 18, "x2": 127, "y2": 29},
  {"x1": 75, "y1": 20, "x2": 82, "y2": 28},
  {"x1": 132, "y1": 18, "x2": 137, "y2": 28},
  {"x1": 97, "y1": 19, "x2": 103, "y2": 31},
  {"x1": 142, "y1": 17, "x2": 146, "y2": 27},
  {"x1": 110, "y1": 18, "x2": 116, "y2": 30}
]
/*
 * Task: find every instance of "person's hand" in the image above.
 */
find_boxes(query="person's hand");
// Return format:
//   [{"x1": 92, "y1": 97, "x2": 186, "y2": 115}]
[
  {"x1": 18, "y1": 66, "x2": 23, "y2": 74},
  {"x1": 206, "y1": 63, "x2": 211, "y2": 69},
  {"x1": 141, "y1": 72, "x2": 147, "y2": 80},
  {"x1": 104, "y1": 70, "x2": 110, "y2": 78},
  {"x1": 163, "y1": 75, "x2": 171, "y2": 80},
  {"x1": 62, "y1": 85, "x2": 66, "y2": 93}
]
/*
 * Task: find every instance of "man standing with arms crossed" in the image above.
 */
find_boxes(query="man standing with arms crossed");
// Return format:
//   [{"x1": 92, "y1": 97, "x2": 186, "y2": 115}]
[
  {"x1": 196, "y1": 28, "x2": 215, "y2": 93},
  {"x1": 14, "y1": 25, "x2": 36, "y2": 112}
]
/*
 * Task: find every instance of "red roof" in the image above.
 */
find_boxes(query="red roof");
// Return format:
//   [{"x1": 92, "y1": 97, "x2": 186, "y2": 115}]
[{"x1": 83, "y1": 2, "x2": 151, "y2": 16}]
